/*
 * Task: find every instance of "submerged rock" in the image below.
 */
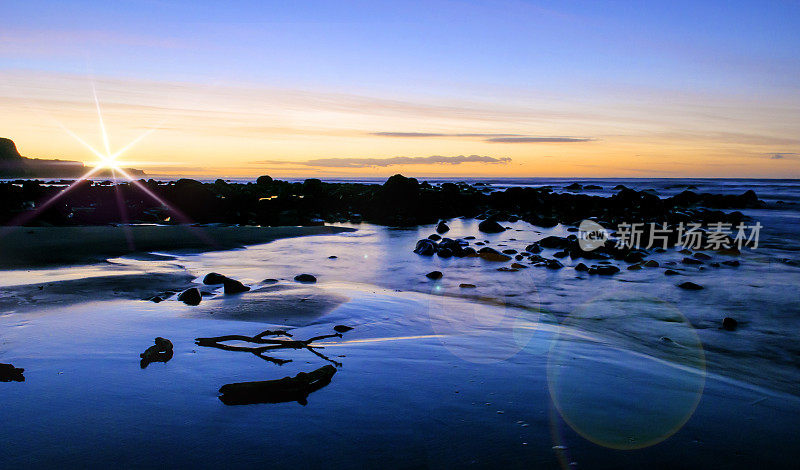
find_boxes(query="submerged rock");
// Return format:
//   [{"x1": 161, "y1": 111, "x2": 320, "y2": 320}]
[
  {"x1": 333, "y1": 325, "x2": 353, "y2": 333},
  {"x1": 678, "y1": 281, "x2": 704, "y2": 290},
  {"x1": 722, "y1": 317, "x2": 738, "y2": 331},
  {"x1": 664, "y1": 269, "x2": 679, "y2": 276},
  {"x1": 178, "y1": 287, "x2": 202, "y2": 305},
  {"x1": 294, "y1": 274, "x2": 317, "y2": 283}
]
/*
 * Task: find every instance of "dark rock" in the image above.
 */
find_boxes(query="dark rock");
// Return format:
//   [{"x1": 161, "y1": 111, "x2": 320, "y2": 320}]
[
  {"x1": 436, "y1": 221, "x2": 450, "y2": 234},
  {"x1": 546, "y1": 259, "x2": 564, "y2": 269},
  {"x1": 514, "y1": 254, "x2": 524, "y2": 261},
  {"x1": 710, "y1": 262, "x2": 721, "y2": 267},
  {"x1": 565, "y1": 182, "x2": 583, "y2": 190},
  {"x1": 678, "y1": 281, "x2": 703, "y2": 290},
  {"x1": 178, "y1": 288, "x2": 202, "y2": 305},
  {"x1": 511, "y1": 262, "x2": 528, "y2": 269},
  {"x1": 437, "y1": 247, "x2": 453, "y2": 258},
  {"x1": 140, "y1": 337, "x2": 174, "y2": 369},
  {"x1": 333, "y1": 325, "x2": 353, "y2": 333},
  {"x1": 682, "y1": 257, "x2": 704, "y2": 265},
  {"x1": 459, "y1": 283, "x2": 477, "y2": 288},
  {"x1": 693, "y1": 252, "x2": 712, "y2": 260},
  {"x1": 223, "y1": 278, "x2": 250, "y2": 295},
  {"x1": 722, "y1": 317, "x2": 738, "y2": 331},
  {"x1": 294, "y1": 274, "x2": 317, "y2": 283},
  {"x1": 203, "y1": 272, "x2": 228, "y2": 285},
  {"x1": 575, "y1": 262, "x2": 589, "y2": 272},
  {"x1": 478, "y1": 218, "x2": 506, "y2": 233},
  {"x1": 262, "y1": 278, "x2": 279, "y2": 284},
  {"x1": 538, "y1": 236, "x2": 569, "y2": 249},
  {"x1": 627, "y1": 264, "x2": 642, "y2": 270},
  {"x1": 463, "y1": 236, "x2": 476, "y2": 240},
  {"x1": 553, "y1": 251, "x2": 569, "y2": 259},
  {"x1": 664, "y1": 269, "x2": 679, "y2": 276},
  {"x1": 148, "y1": 295, "x2": 163, "y2": 303},
  {"x1": 0, "y1": 363, "x2": 24, "y2": 382},
  {"x1": 525, "y1": 243, "x2": 542, "y2": 254},
  {"x1": 413, "y1": 239, "x2": 437, "y2": 256},
  {"x1": 589, "y1": 265, "x2": 619, "y2": 275},
  {"x1": 722, "y1": 260, "x2": 740, "y2": 267},
  {"x1": 428, "y1": 234, "x2": 442, "y2": 241},
  {"x1": 497, "y1": 267, "x2": 519, "y2": 272},
  {"x1": 584, "y1": 184, "x2": 602, "y2": 190},
  {"x1": 502, "y1": 249, "x2": 517, "y2": 254},
  {"x1": 643, "y1": 260, "x2": 659, "y2": 268},
  {"x1": 426, "y1": 271, "x2": 443, "y2": 280},
  {"x1": 328, "y1": 255, "x2": 338, "y2": 259}
]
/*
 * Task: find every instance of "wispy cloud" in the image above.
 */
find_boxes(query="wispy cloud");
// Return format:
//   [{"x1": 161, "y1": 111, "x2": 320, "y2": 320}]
[
  {"x1": 486, "y1": 137, "x2": 594, "y2": 143},
  {"x1": 370, "y1": 132, "x2": 523, "y2": 138},
  {"x1": 770, "y1": 153, "x2": 800, "y2": 160},
  {"x1": 255, "y1": 155, "x2": 512, "y2": 168},
  {"x1": 370, "y1": 131, "x2": 594, "y2": 143}
]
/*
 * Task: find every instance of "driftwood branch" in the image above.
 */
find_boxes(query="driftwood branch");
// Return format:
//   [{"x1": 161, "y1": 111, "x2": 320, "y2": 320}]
[{"x1": 195, "y1": 329, "x2": 343, "y2": 366}]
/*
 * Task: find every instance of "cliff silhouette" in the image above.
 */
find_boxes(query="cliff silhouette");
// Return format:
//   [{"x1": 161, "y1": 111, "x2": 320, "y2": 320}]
[{"x1": 0, "y1": 137, "x2": 145, "y2": 178}]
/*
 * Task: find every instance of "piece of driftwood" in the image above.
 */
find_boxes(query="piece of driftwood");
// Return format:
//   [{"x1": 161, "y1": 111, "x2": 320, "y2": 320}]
[
  {"x1": 195, "y1": 329, "x2": 343, "y2": 367},
  {"x1": 140, "y1": 337, "x2": 174, "y2": 369},
  {"x1": 219, "y1": 364, "x2": 337, "y2": 405},
  {"x1": 0, "y1": 363, "x2": 24, "y2": 382}
]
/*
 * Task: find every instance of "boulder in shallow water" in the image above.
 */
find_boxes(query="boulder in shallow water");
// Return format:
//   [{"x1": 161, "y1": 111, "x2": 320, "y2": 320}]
[
  {"x1": 413, "y1": 239, "x2": 437, "y2": 256},
  {"x1": 459, "y1": 283, "x2": 477, "y2": 288},
  {"x1": 678, "y1": 281, "x2": 703, "y2": 290},
  {"x1": 722, "y1": 317, "x2": 738, "y2": 331},
  {"x1": 537, "y1": 236, "x2": 569, "y2": 249},
  {"x1": 643, "y1": 260, "x2": 659, "y2": 268},
  {"x1": 478, "y1": 218, "x2": 506, "y2": 233},
  {"x1": 223, "y1": 278, "x2": 250, "y2": 295},
  {"x1": 426, "y1": 271, "x2": 443, "y2": 280},
  {"x1": 427, "y1": 234, "x2": 442, "y2": 241},
  {"x1": 588, "y1": 265, "x2": 619, "y2": 275},
  {"x1": 334, "y1": 325, "x2": 353, "y2": 333},
  {"x1": 294, "y1": 274, "x2": 317, "y2": 283},
  {"x1": 178, "y1": 287, "x2": 202, "y2": 305},
  {"x1": 664, "y1": 269, "x2": 679, "y2": 276},
  {"x1": 436, "y1": 221, "x2": 450, "y2": 234},
  {"x1": 203, "y1": 272, "x2": 228, "y2": 285},
  {"x1": 575, "y1": 262, "x2": 589, "y2": 272}
]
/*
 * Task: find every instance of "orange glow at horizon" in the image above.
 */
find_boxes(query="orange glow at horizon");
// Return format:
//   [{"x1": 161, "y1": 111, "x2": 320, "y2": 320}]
[{"x1": 1, "y1": 71, "x2": 798, "y2": 179}]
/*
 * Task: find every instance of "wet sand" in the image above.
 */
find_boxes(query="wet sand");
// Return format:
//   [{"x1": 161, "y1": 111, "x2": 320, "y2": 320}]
[{"x1": 0, "y1": 225, "x2": 354, "y2": 268}]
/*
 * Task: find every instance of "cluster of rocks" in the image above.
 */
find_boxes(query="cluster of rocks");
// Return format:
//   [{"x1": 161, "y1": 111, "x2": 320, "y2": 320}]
[
  {"x1": 148, "y1": 272, "x2": 318, "y2": 306},
  {"x1": 0, "y1": 174, "x2": 766, "y2": 227}
]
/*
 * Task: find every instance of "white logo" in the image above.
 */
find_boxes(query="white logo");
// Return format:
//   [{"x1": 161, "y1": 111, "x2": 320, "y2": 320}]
[{"x1": 578, "y1": 220, "x2": 608, "y2": 252}]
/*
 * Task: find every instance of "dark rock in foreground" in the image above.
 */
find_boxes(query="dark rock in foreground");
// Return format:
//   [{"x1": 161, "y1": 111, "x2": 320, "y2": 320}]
[
  {"x1": 178, "y1": 287, "x2": 202, "y2": 305},
  {"x1": 0, "y1": 363, "x2": 24, "y2": 382},
  {"x1": 219, "y1": 364, "x2": 337, "y2": 406},
  {"x1": 333, "y1": 325, "x2": 353, "y2": 333},
  {"x1": 436, "y1": 221, "x2": 450, "y2": 234},
  {"x1": 426, "y1": 271, "x2": 443, "y2": 280},
  {"x1": 139, "y1": 337, "x2": 174, "y2": 369}
]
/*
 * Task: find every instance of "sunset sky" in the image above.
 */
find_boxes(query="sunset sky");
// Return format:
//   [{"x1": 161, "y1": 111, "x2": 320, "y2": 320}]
[{"x1": 1, "y1": 0, "x2": 799, "y2": 178}]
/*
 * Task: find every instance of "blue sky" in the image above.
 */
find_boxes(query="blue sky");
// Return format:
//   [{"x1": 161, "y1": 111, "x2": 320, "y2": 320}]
[{"x1": 1, "y1": 0, "x2": 799, "y2": 177}]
